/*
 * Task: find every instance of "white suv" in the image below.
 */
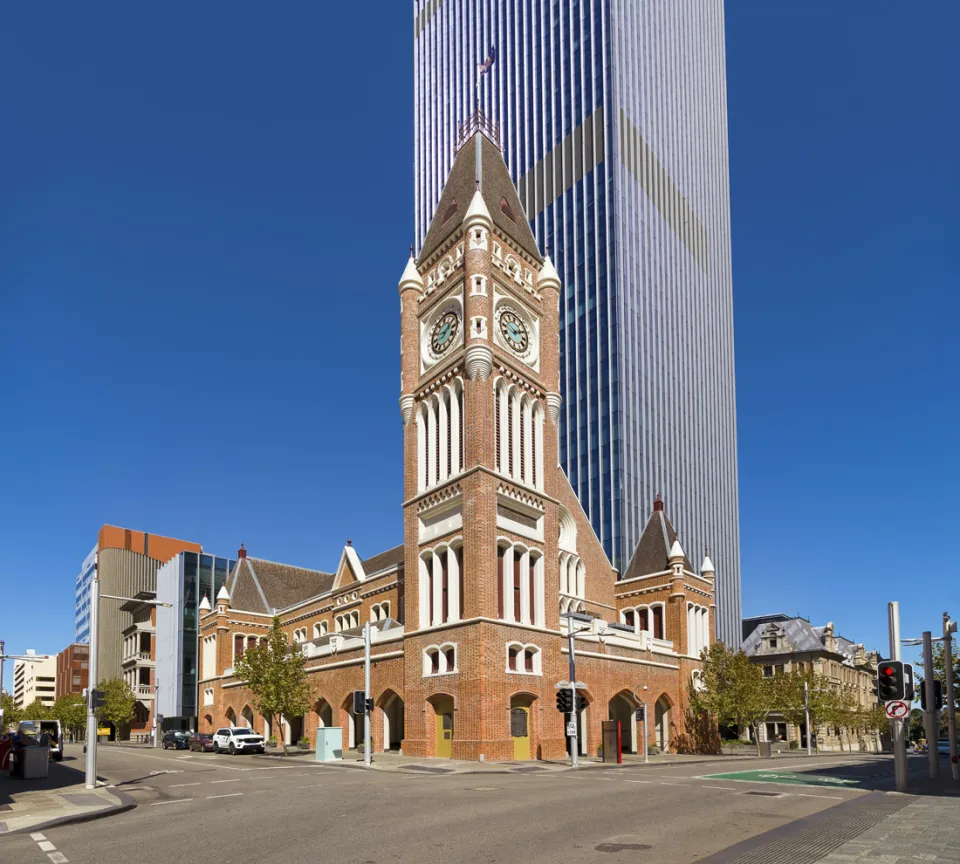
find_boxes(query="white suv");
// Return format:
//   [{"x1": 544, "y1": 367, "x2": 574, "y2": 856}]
[{"x1": 212, "y1": 727, "x2": 265, "y2": 755}]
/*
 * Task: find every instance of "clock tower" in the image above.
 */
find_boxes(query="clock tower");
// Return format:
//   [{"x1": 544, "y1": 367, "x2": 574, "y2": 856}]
[{"x1": 397, "y1": 116, "x2": 568, "y2": 760}]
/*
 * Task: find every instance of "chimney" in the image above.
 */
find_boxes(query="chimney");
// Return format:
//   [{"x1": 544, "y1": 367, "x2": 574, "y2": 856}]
[
  {"x1": 347, "y1": 539, "x2": 352, "y2": 547},
  {"x1": 653, "y1": 493, "x2": 664, "y2": 512},
  {"x1": 238, "y1": 543, "x2": 247, "y2": 559}
]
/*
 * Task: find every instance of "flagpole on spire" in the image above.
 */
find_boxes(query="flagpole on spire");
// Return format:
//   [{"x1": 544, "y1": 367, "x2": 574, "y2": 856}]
[{"x1": 476, "y1": 44, "x2": 496, "y2": 115}]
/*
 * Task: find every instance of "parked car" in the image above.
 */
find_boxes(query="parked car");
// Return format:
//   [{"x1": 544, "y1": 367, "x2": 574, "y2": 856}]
[
  {"x1": 212, "y1": 727, "x2": 265, "y2": 755},
  {"x1": 162, "y1": 731, "x2": 191, "y2": 750},
  {"x1": 938, "y1": 739, "x2": 952, "y2": 756},
  {"x1": 18, "y1": 720, "x2": 63, "y2": 761},
  {"x1": 188, "y1": 733, "x2": 215, "y2": 752}
]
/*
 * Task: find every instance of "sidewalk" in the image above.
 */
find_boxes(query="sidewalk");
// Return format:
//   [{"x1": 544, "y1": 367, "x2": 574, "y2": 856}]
[{"x1": 0, "y1": 756, "x2": 134, "y2": 836}]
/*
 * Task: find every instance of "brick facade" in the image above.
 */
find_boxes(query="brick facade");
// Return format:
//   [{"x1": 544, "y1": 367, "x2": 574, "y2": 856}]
[{"x1": 198, "y1": 126, "x2": 716, "y2": 760}]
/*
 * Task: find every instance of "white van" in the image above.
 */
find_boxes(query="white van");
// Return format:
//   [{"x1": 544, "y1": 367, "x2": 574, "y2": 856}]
[{"x1": 18, "y1": 719, "x2": 64, "y2": 761}]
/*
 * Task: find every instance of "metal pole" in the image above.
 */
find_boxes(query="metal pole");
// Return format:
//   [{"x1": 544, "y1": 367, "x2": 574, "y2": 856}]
[
  {"x1": 363, "y1": 622, "x2": 371, "y2": 767},
  {"x1": 567, "y1": 628, "x2": 578, "y2": 768},
  {"x1": 923, "y1": 631, "x2": 940, "y2": 778},
  {"x1": 888, "y1": 601, "x2": 907, "y2": 792},
  {"x1": 804, "y1": 681, "x2": 812, "y2": 757},
  {"x1": 152, "y1": 679, "x2": 159, "y2": 748},
  {"x1": 0, "y1": 640, "x2": 5, "y2": 730},
  {"x1": 944, "y1": 614, "x2": 959, "y2": 781},
  {"x1": 642, "y1": 703, "x2": 648, "y2": 764},
  {"x1": 85, "y1": 571, "x2": 99, "y2": 789}
]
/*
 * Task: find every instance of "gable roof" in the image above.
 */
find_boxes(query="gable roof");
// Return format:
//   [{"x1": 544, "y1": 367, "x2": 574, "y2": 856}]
[
  {"x1": 360, "y1": 544, "x2": 404, "y2": 576},
  {"x1": 622, "y1": 502, "x2": 694, "y2": 580},
  {"x1": 226, "y1": 557, "x2": 334, "y2": 615},
  {"x1": 419, "y1": 131, "x2": 542, "y2": 262}
]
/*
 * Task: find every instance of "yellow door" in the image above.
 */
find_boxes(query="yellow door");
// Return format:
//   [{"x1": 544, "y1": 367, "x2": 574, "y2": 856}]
[
  {"x1": 511, "y1": 706, "x2": 530, "y2": 760},
  {"x1": 436, "y1": 711, "x2": 453, "y2": 758}
]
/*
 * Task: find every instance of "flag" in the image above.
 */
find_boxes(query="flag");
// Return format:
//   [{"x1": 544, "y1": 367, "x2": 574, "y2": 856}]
[{"x1": 478, "y1": 45, "x2": 496, "y2": 77}]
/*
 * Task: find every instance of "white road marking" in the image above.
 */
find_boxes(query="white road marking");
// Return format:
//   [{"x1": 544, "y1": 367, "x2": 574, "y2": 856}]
[
  {"x1": 38, "y1": 841, "x2": 57, "y2": 852},
  {"x1": 206, "y1": 792, "x2": 244, "y2": 799},
  {"x1": 702, "y1": 785, "x2": 736, "y2": 791},
  {"x1": 150, "y1": 799, "x2": 192, "y2": 806},
  {"x1": 298, "y1": 783, "x2": 325, "y2": 789},
  {"x1": 209, "y1": 778, "x2": 241, "y2": 784},
  {"x1": 167, "y1": 782, "x2": 201, "y2": 788},
  {"x1": 30, "y1": 833, "x2": 47, "y2": 841},
  {"x1": 48, "y1": 853, "x2": 69, "y2": 864},
  {"x1": 795, "y1": 793, "x2": 843, "y2": 800},
  {"x1": 658, "y1": 782, "x2": 692, "y2": 786},
  {"x1": 624, "y1": 780, "x2": 653, "y2": 784}
]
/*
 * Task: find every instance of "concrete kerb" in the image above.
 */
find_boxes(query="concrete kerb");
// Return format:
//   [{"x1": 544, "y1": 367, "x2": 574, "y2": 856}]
[{"x1": 1, "y1": 788, "x2": 138, "y2": 837}]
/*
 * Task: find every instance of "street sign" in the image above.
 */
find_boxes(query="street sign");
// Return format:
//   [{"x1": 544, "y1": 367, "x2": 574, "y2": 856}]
[
  {"x1": 554, "y1": 681, "x2": 587, "y2": 689},
  {"x1": 635, "y1": 707, "x2": 645, "y2": 721},
  {"x1": 566, "y1": 722, "x2": 577, "y2": 736},
  {"x1": 884, "y1": 700, "x2": 909, "y2": 719}
]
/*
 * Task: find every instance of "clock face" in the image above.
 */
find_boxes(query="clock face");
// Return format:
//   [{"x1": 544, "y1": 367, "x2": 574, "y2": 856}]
[
  {"x1": 498, "y1": 310, "x2": 529, "y2": 353},
  {"x1": 431, "y1": 312, "x2": 459, "y2": 355}
]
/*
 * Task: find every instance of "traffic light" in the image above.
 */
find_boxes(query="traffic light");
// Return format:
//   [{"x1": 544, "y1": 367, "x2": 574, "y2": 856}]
[
  {"x1": 556, "y1": 690, "x2": 573, "y2": 713},
  {"x1": 921, "y1": 680, "x2": 944, "y2": 711},
  {"x1": 877, "y1": 660, "x2": 905, "y2": 701},
  {"x1": 353, "y1": 690, "x2": 367, "y2": 715},
  {"x1": 576, "y1": 695, "x2": 587, "y2": 712},
  {"x1": 365, "y1": 698, "x2": 375, "y2": 714},
  {"x1": 904, "y1": 663, "x2": 915, "y2": 702},
  {"x1": 89, "y1": 689, "x2": 106, "y2": 710}
]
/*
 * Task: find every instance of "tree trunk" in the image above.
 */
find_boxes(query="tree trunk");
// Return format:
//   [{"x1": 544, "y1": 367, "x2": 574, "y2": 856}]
[
  {"x1": 754, "y1": 722, "x2": 762, "y2": 757},
  {"x1": 279, "y1": 713, "x2": 286, "y2": 755}
]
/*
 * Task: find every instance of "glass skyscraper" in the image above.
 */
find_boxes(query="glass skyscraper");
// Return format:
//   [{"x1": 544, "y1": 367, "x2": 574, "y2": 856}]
[
  {"x1": 413, "y1": 0, "x2": 741, "y2": 644},
  {"x1": 75, "y1": 546, "x2": 97, "y2": 644}
]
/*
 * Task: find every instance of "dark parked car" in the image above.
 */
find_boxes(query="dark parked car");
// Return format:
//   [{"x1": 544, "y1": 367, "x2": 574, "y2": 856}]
[
  {"x1": 162, "y1": 731, "x2": 190, "y2": 750},
  {"x1": 189, "y1": 733, "x2": 215, "y2": 752}
]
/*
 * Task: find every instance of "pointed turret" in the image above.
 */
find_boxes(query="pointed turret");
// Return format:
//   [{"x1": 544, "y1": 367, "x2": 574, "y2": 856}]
[
  {"x1": 538, "y1": 254, "x2": 561, "y2": 290},
  {"x1": 398, "y1": 252, "x2": 423, "y2": 296},
  {"x1": 463, "y1": 187, "x2": 492, "y2": 228},
  {"x1": 199, "y1": 595, "x2": 211, "y2": 613},
  {"x1": 700, "y1": 553, "x2": 715, "y2": 580},
  {"x1": 216, "y1": 584, "x2": 231, "y2": 604},
  {"x1": 669, "y1": 536, "x2": 686, "y2": 564}
]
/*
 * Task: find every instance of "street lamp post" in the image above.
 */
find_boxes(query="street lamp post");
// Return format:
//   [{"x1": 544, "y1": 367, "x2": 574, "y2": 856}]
[{"x1": 84, "y1": 571, "x2": 172, "y2": 789}]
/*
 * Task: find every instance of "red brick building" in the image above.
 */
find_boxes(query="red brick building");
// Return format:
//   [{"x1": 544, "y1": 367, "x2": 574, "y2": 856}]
[
  {"x1": 55, "y1": 643, "x2": 90, "y2": 700},
  {"x1": 199, "y1": 121, "x2": 716, "y2": 760}
]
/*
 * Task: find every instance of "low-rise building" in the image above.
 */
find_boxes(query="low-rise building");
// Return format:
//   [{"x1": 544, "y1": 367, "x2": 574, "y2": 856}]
[
  {"x1": 741, "y1": 614, "x2": 882, "y2": 752},
  {"x1": 119, "y1": 592, "x2": 159, "y2": 740},
  {"x1": 13, "y1": 651, "x2": 57, "y2": 710}
]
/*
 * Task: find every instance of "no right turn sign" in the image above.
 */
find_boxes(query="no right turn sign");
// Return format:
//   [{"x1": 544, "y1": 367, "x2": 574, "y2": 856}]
[{"x1": 884, "y1": 700, "x2": 909, "y2": 719}]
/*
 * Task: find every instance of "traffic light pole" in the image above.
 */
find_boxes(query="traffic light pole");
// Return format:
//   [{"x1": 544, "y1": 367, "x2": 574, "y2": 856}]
[
  {"x1": 922, "y1": 631, "x2": 940, "y2": 779},
  {"x1": 85, "y1": 571, "x2": 100, "y2": 789},
  {"x1": 363, "y1": 621, "x2": 371, "y2": 768},
  {"x1": 944, "y1": 614, "x2": 959, "y2": 781},
  {"x1": 804, "y1": 681, "x2": 812, "y2": 757},
  {"x1": 888, "y1": 601, "x2": 908, "y2": 793},
  {"x1": 567, "y1": 627, "x2": 578, "y2": 768}
]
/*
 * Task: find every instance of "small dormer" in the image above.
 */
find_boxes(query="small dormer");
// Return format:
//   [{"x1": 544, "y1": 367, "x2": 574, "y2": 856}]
[{"x1": 761, "y1": 623, "x2": 786, "y2": 652}]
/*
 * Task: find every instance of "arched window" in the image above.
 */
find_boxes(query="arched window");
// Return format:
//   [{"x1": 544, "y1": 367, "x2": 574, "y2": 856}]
[
  {"x1": 652, "y1": 605, "x2": 664, "y2": 640},
  {"x1": 313, "y1": 621, "x2": 328, "y2": 639},
  {"x1": 506, "y1": 642, "x2": 542, "y2": 675},
  {"x1": 497, "y1": 541, "x2": 544, "y2": 627},
  {"x1": 419, "y1": 542, "x2": 463, "y2": 628},
  {"x1": 423, "y1": 643, "x2": 457, "y2": 676},
  {"x1": 417, "y1": 378, "x2": 464, "y2": 493}
]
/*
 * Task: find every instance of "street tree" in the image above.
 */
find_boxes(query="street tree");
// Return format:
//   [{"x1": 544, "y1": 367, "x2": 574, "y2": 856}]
[
  {"x1": 691, "y1": 642, "x2": 771, "y2": 755},
  {"x1": 52, "y1": 694, "x2": 87, "y2": 741},
  {"x1": 920, "y1": 640, "x2": 959, "y2": 722},
  {"x1": 96, "y1": 678, "x2": 136, "y2": 740},
  {"x1": 20, "y1": 699, "x2": 50, "y2": 721},
  {"x1": 233, "y1": 616, "x2": 313, "y2": 753},
  {"x1": 1, "y1": 693, "x2": 23, "y2": 729},
  {"x1": 770, "y1": 669, "x2": 856, "y2": 750}
]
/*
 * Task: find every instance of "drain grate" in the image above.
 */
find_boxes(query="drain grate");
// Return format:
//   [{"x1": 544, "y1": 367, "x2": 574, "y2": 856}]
[{"x1": 742, "y1": 791, "x2": 783, "y2": 797}]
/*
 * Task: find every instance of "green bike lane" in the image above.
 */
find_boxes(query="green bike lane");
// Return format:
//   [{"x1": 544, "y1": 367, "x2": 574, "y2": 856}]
[{"x1": 698, "y1": 756, "x2": 904, "y2": 792}]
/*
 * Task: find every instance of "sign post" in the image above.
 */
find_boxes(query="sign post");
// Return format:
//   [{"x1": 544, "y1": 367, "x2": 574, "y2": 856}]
[{"x1": 888, "y1": 601, "x2": 908, "y2": 793}]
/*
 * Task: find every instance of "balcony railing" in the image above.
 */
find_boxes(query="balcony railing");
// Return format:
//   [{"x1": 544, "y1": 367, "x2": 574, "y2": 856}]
[
  {"x1": 132, "y1": 684, "x2": 155, "y2": 699},
  {"x1": 121, "y1": 651, "x2": 154, "y2": 666}
]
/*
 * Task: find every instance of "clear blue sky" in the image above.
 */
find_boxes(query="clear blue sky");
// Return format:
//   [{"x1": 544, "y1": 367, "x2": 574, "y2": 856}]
[{"x1": 2, "y1": 2, "x2": 957, "y2": 687}]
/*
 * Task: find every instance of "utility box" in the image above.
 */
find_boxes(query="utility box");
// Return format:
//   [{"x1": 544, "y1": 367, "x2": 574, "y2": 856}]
[
  {"x1": 17, "y1": 746, "x2": 50, "y2": 779},
  {"x1": 315, "y1": 727, "x2": 343, "y2": 762},
  {"x1": 601, "y1": 720, "x2": 622, "y2": 764},
  {"x1": 758, "y1": 741, "x2": 772, "y2": 758}
]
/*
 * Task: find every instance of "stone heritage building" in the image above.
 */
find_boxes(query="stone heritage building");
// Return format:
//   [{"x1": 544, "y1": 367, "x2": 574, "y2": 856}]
[
  {"x1": 198, "y1": 118, "x2": 717, "y2": 760},
  {"x1": 741, "y1": 614, "x2": 882, "y2": 753}
]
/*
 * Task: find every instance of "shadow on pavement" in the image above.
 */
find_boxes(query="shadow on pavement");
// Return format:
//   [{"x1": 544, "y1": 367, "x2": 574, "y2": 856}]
[{"x1": 0, "y1": 757, "x2": 90, "y2": 808}]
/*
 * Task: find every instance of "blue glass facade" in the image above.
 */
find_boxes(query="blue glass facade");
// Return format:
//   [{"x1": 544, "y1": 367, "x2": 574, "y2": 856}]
[
  {"x1": 74, "y1": 546, "x2": 97, "y2": 644},
  {"x1": 414, "y1": 0, "x2": 741, "y2": 645}
]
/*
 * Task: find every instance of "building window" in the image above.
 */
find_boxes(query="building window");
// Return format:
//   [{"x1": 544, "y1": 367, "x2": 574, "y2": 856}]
[
  {"x1": 371, "y1": 602, "x2": 390, "y2": 623},
  {"x1": 419, "y1": 542, "x2": 463, "y2": 628},
  {"x1": 423, "y1": 643, "x2": 457, "y2": 677},
  {"x1": 313, "y1": 621, "x2": 328, "y2": 639},
  {"x1": 417, "y1": 379, "x2": 464, "y2": 492},
  {"x1": 496, "y1": 542, "x2": 544, "y2": 627},
  {"x1": 505, "y1": 642, "x2": 542, "y2": 675},
  {"x1": 763, "y1": 666, "x2": 774, "y2": 678},
  {"x1": 234, "y1": 634, "x2": 245, "y2": 661},
  {"x1": 203, "y1": 688, "x2": 214, "y2": 706}
]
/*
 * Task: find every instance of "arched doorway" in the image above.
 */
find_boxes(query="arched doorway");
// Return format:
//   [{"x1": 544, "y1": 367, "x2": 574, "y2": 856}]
[
  {"x1": 203, "y1": 714, "x2": 213, "y2": 732},
  {"x1": 379, "y1": 691, "x2": 404, "y2": 752},
  {"x1": 340, "y1": 696, "x2": 363, "y2": 750},
  {"x1": 655, "y1": 695, "x2": 672, "y2": 752},
  {"x1": 226, "y1": 707, "x2": 237, "y2": 727},
  {"x1": 315, "y1": 698, "x2": 333, "y2": 728},
  {"x1": 241, "y1": 705, "x2": 255, "y2": 730},
  {"x1": 608, "y1": 692, "x2": 638, "y2": 754},
  {"x1": 427, "y1": 694, "x2": 454, "y2": 758},
  {"x1": 509, "y1": 694, "x2": 535, "y2": 760},
  {"x1": 287, "y1": 715, "x2": 304, "y2": 746}
]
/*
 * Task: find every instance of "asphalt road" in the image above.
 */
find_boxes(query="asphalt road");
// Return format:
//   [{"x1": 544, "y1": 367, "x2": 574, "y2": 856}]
[{"x1": 2, "y1": 745, "x2": 908, "y2": 864}]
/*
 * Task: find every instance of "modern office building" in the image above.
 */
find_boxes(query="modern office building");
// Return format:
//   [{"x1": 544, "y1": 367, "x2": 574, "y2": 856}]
[
  {"x1": 55, "y1": 643, "x2": 90, "y2": 699},
  {"x1": 75, "y1": 546, "x2": 97, "y2": 644},
  {"x1": 156, "y1": 550, "x2": 236, "y2": 730},
  {"x1": 413, "y1": 1, "x2": 741, "y2": 643},
  {"x1": 74, "y1": 526, "x2": 203, "y2": 686},
  {"x1": 13, "y1": 652, "x2": 57, "y2": 710}
]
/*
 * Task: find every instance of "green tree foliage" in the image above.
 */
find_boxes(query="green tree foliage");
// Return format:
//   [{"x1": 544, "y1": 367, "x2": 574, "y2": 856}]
[
  {"x1": 691, "y1": 642, "x2": 772, "y2": 754},
  {"x1": 52, "y1": 694, "x2": 87, "y2": 738},
  {"x1": 672, "y1": 706, "x2": 722, "y2": 755},
  {"x1": 233, "y1": 616, "x2": 313, "y2": 753},
  {"x1": 908, "y1": 707, "x2": 925, "y2": 743},
  {"x1": 1, "y1": 693, "x2": 23, "y2": 728},
  {"x1": 768, "y1": 668, "x2": 856, "y2": 749},
  {"x1": 20, "y1": 699, "x2": 50, "y2": 721},
  {"x1": 920, "y1": 641, "x2": 960, "y2": 711},
  {"x1": 96, "y1": 678, "x2": 136, "y2": 737}
]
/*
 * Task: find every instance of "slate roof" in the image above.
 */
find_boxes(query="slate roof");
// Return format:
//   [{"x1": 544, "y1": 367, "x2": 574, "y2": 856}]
[
  {"x1": 360, "y1": 544, "x2": 404, "y2": 577},
  {"x1": 622, "y1": 504, "x2": 695, "y2": 580},
  {"x1": 743, "y1": 618, "x2": 863, "y2": 668},
  {"x1": 226, "y1": 557, "x2": 335, "y2": 615},
  {"x1": 419, "y1": 132, "x2": 542, "y2": 262}
]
